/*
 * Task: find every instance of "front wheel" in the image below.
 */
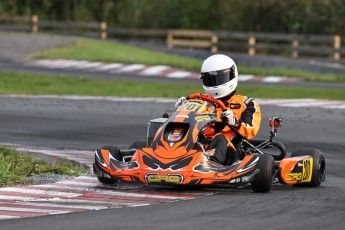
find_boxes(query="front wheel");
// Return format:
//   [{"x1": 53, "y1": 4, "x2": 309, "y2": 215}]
[
  {"x1": 251, "y1": 154, "x2": 274, "y2": 193},
  {"x1": 129, "y1": 140, "x2": 147, "y2": 149},
  {"x1": 291, "y1": 148, "x2": 326, "y2": 187}
]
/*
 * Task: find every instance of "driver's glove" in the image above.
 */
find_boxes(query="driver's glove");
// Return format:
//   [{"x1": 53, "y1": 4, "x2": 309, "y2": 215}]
[
  {"x1": 175, "y1": 96, "x2": 186, "y2": 109},
  {"x1": 221, "y1": 110, "x2": 238, "y2": 127}
]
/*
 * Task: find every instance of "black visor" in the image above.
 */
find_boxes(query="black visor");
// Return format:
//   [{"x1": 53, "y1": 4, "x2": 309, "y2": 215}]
[{"x1": 200, "y1": 65, "x2": 236, "y2": 87}]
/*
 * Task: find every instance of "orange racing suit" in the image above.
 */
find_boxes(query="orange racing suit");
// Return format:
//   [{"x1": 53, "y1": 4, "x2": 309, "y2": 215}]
[{"x1": 205, "y1": 94, "x2": 261, "y2": 165}]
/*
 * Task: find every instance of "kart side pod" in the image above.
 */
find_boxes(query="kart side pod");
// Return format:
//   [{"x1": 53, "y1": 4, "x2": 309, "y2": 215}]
[{"x1": 278, "y1": 155, "x2": 313, "y2": 185}]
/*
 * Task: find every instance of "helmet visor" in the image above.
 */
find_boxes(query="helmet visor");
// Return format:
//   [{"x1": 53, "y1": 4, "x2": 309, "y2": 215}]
[{"x1": 200, "y1": 66, "x2": 236, "y2": 87}]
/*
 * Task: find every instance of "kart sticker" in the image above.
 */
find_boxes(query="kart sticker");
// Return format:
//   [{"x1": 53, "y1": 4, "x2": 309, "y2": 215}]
[
  {"x1": 145, "y1": 173, "x2": 183, "y2": 183},
  {"x1": 286, "y1": 158, "x2": 313, "y2": 182},
  {"x1": 179, "y1": 103, "x2": 202, "y2": 112},
  {"x1": 230, "y1": 103, "x2": 241, "y2": 109},
  {"x1": 195, "y1": 115, "x2": 212, "y2": 122}
]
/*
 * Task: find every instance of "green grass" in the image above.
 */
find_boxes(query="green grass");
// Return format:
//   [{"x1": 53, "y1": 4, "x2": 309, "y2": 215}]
[
  {"x1": 1, "y1": 71, "x2": 345, "y2": 100},
  {"x1": 32, "y1": 39, "x2": 202, "y2": 71},
  {"x1": 32, "y1": 38, "x2": 345, "y2": 83},
  {"x1": 0, "y1": 147, "x2": 88, "y2": 186}
]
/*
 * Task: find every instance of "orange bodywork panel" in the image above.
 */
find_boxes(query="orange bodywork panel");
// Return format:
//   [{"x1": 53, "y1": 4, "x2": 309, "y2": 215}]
[
  {"x1": 96, "y1": 147, "x2": 259, "y2": 185},
  {"x1": 279, "y1": 156, "x2": 313, "y2": 185}
]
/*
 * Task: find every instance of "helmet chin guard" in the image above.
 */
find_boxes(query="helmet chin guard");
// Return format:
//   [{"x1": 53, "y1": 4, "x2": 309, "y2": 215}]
[
  {"x1": 203, "y1": 79, "x2": 238, "y2": 98},
  {"x1": 200, "y1": 54, "x2": 238, "y2": 98}
]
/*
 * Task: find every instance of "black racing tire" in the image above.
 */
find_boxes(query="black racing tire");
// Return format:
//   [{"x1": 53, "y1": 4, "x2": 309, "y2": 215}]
[
  {"x1": 251, "y1": 154, "x2": 274, "y2": 193},
  {"x1": 97, "y1": 177, "x2": 117, "y2": 184},
  {"x1": 102, "y1": 145, "x2": 122, "y2": 159},
  {"x1": 245, "y1": 139, "x2": 287, "y2": 161},
  {"x1": 97, "y1": 145, "x2": 121, "y2": 184},
  {"x1": 291, "y1": 148, "x2": 326, "y2": 187},
  {"x1": 129, "y1": 140, "x2": 147, "y2": 149}
]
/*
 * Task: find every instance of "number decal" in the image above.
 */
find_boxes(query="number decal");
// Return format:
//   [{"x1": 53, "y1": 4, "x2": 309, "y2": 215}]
[{"x1": 179, "y1": 103, "x2": 202, "y2": 112}]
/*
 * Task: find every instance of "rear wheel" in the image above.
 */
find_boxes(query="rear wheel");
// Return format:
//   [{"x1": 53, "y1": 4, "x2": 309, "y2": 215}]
[
  {"x1": 251, "y1": 154, "x2": 274, "y2": 193},
  {"x1": 291, "y1": 148, "x2": 326, "y2": 187},
  {"x1": 97, "y1": 145, "x2": 121, "y2": 184},
  {"x1": 129, "y1": 140, "x2": 147, "y2": 149}
]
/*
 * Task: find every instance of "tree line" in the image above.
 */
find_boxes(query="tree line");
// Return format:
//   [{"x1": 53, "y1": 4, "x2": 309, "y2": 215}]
[{"x1": 1, "y1": 0, "x2": 344, "y2": 36}]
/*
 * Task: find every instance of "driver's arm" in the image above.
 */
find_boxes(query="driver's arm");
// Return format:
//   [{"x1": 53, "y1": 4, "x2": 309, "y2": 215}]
[{"x1": 236, "y1": 98, "x2": 261, "y2": 139}]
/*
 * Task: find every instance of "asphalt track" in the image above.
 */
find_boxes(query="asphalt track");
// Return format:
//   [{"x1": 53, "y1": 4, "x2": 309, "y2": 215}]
[{"x1": 0, "y1": 96, "x2": 344, "y2": 229}]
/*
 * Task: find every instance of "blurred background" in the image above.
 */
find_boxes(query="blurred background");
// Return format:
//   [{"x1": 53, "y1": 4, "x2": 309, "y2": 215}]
[
  {"x1": 0, "y1": 0, "x2": 344, "y2": 63},
  {"x1": 0, "y1": 0, "x2": 344, "y2": 100}
]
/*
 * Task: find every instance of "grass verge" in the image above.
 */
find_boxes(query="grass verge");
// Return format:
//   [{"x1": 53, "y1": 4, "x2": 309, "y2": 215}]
[
  {"x1": 0, "y1": 146, "x2": 88, "y2": 187},
  {"x1": 1, "y1": 71, "x2": 345, "y2": 100},
  {"x1": 32, "y1": 38, "x2": 345, "y2": 83}
]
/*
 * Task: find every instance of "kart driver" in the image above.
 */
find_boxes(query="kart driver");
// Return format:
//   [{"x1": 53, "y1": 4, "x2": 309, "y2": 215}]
[{"x1": 175, "y1": 54, "x2": 261, "y2": 166}]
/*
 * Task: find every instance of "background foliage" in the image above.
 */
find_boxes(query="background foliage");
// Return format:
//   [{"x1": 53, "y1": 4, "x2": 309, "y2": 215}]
[{"x1": 0, "y1": 0, "x2": 344, "y2": 36}]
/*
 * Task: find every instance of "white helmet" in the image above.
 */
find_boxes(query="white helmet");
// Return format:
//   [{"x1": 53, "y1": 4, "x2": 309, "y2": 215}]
[{"x1": 200, "y1": 54, "x2": 238, "y2": 98}]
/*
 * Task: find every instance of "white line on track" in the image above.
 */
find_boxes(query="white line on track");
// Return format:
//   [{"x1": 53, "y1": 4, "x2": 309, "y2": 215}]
[
  {"x1": 24, "y1": 59, "x2": 308, "y2": 83},
  {"x1": 263, "y1": 76, "x2": 287, "y2": 82},
  {"x1": 75, "y1": 175, "x2": 98, "y2": 180},
  {"x1": 0, "y1": 207, "x2": 69, "y2": 214},
  {"x1": 92, "y1": 63, "x2": 124, "y2": 71},
  {"x1": 0, "y1": 188, "x2": 81, "y2": 197},
  {"x1": 166, "y1": 71, "x2": 193, "y2": 78},
  {"x1": 31, "y1": 183, "x2": 198, "y2": 200},
  {"x1": 33, "y1": 198, "x2": 149, "y2": 207},
  {"x1": 238, "y1": 75, "x2": 255, "y2": 81},
  {"x1": 56, "y1": 181, "x2": 99, "y2": 186},
  {"x1": 140, "y1": 65, "x2": 170, "y2": 75},
  {"x1": 93, "y1": 190, "x2": 192, "y2": 200},
  {"x1": 1, "y1": 94, "x2": 344, "y2": 109},
  {"x1": 115, "y1": 64, "x2": 146, "y2": 72},
  {"x1": 28, "y1": 59, "x2": 89, "y2": 69},
  {"x1": 276, "y1": 101, "x2": 340, "y2": 107},
  {"x1": 0, "y1": 215, "x2": 20, "y2": 220},
  {"x1": 0, "y1": 195, "x2": 44, "y2": 201},
  {"x1": 17, "y1": 202, "x2": 107, "y2": 210},
  {"x1": 72, "y1": 62, "x2": 104, "y2": 69}
]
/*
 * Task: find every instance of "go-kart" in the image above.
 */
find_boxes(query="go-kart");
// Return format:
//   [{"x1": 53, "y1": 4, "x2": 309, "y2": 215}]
[{"x1": 93, "y1": 94, "x2": 326, "y2": 193}]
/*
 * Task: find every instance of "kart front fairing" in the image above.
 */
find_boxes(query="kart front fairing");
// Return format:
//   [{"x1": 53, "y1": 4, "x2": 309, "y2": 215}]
[{"x1": 94, "y1": 100, "x2": 261, "y2": 185}]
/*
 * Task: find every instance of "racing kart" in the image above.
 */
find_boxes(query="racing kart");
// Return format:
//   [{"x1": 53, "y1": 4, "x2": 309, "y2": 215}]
[{"x1": 93, "y1": 94, "x2": 326, "y2": 193}]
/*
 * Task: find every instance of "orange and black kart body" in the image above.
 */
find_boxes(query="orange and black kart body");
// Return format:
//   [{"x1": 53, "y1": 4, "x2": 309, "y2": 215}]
[{"x1": 93, "y1": 94, "x2": 326, "y2": 192}]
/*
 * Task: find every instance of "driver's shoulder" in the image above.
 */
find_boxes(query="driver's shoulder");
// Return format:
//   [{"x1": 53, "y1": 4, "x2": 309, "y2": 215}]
[{"x1": 229, "y1": 94, "x2": 254, "y2": 103}]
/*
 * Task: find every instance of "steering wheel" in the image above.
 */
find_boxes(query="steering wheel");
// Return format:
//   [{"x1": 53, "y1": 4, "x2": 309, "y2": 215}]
[{"x1": 187, "y1": 93, "x2": 227, "y2": 111}]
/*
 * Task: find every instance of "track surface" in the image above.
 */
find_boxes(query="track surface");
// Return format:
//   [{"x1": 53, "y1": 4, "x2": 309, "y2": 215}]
[{"x1": 0, "y1": 96, "x2": 344, "y2": 229}]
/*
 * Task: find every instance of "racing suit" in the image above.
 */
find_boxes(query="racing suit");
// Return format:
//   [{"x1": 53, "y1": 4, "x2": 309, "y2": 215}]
[{"x1": 205, "y1": 94, "x2": 261, "y2": 165}]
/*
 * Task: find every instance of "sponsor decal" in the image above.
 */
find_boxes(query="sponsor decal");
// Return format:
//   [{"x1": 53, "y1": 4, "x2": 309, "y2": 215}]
[
  {"x1": 145, "y1": 173, "x2": 183, "y2": 183},
  {"x1": 230, "y1": 103, "x2": 241, "y2": 109},
  {"x1": 286, "y1": 173, "x2": 302, "y2": 181},
  {"x1": 286, "y1": 158, "x2": 313, "y2": 182},
  {"x1": 195, "y1": 115, "x2": 212, "y2": 122},
  {"x1": 301, "y1": 158, "x2": 313, "y2": 182}
]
